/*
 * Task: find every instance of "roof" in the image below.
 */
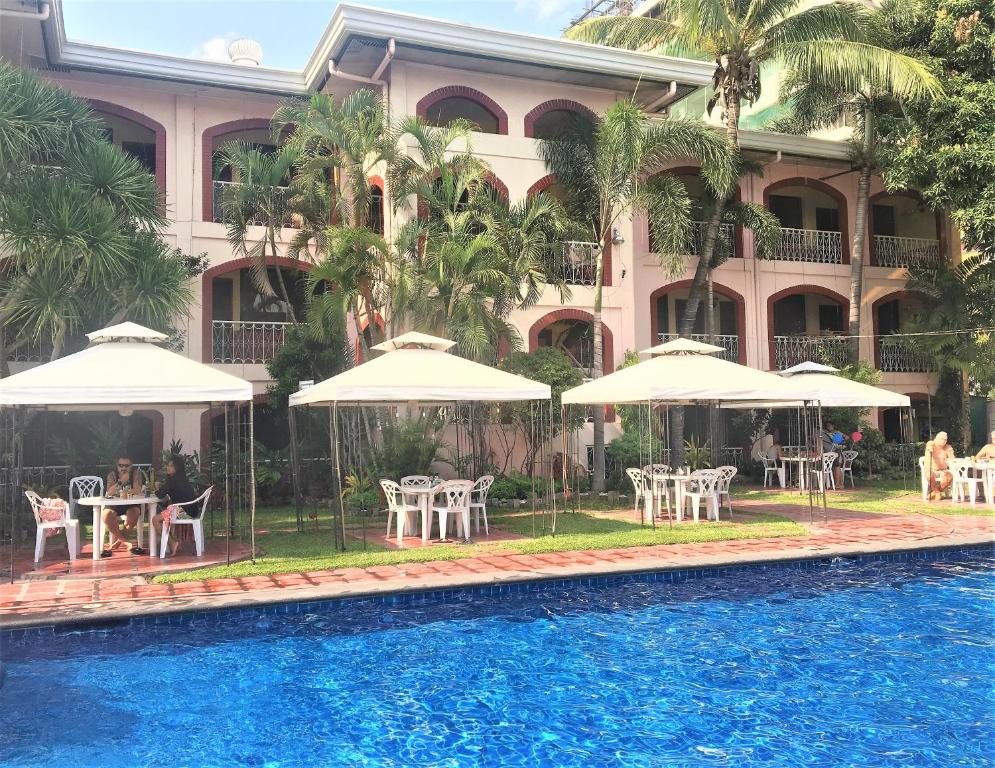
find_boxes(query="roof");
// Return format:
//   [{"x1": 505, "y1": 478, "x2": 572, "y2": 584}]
[
  {"x1": 32, "y1": 0, "x2": 714, "y2": 103},
  {"x1": 0, "y1": 325, "x2": 252, "y2": 407},
  {"x1": 289, "y1": 348, "x2": 550, "y2": 406},
  {"x1": 720, "y1": 367, "x2": 912, "y2": 410}
]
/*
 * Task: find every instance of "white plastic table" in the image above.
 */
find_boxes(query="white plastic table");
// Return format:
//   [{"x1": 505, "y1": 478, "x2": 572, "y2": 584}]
[
  {"x1": 780, "y1": 456, "x2": 813, "y2": 491},
  {"x1": 402, "y1": 484, "x2": 471, "y2": 542},
  {"x1": 644, "y1": 473, "x2": 692, "y2": 523},
  {"x1": 80, "y1": 495, "x2": 160, "y2": 560},
  {"x1": 966, "y1": 461, "x2": 995, "y2": 504}
]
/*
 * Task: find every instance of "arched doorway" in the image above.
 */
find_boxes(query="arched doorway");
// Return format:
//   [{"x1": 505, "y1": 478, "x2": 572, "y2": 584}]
[
  {"x1": 768, "y1": 286, "x2": 849, "y2": 369},
  {"x1": 764, "y1": 178, "x2": 849, "y2": 263},
  {"x1": 649, "y1": 167, "x2": 740, "y2": 259},
  {"x1": 524, "y1": 99, "x2": 597, "y2": 139},
  {"x1": 528, "y1": 310, "x2": 615, "y2": 379},
  {"x1": 650, "y1": 280, "x2": 745, "y2": 363},
  {"x1": 872, "y1": 291, "x2": 932, "y2": 372},
  {"x1": 89, "y1": 99, "x2": 166, "y2": 201},
  {"x1": 870, "y1": 192, "x2": 942, "y2": 267},
  {"x1": 417, "y1": 86, "x2": 508, "y2": 135}
]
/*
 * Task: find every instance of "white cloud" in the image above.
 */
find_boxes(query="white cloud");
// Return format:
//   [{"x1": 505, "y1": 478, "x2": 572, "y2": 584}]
[
  {"x1": 188, "y1": 34, "x2": 240, "y2": 63},
  {"x1": 514, "y1": 0, "x2": 573, "y2": 22}
]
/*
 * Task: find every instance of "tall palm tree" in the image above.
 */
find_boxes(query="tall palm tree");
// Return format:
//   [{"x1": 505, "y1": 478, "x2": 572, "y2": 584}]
[
  {"x1": 216, "y1": 140, "x2": 303, "y2": 323},
  {"x1": 771, "y1": 0, "x2": 942, "y2": 361},
  {"x1": 539, "y1": 100, "x2": 735, "y2": 490},
  {"x1": 568, "y1": 0, "x2": 941, "y2": 338},
  {"x1": 0, "y1": 63, "x2": 190, "y2": 372}
]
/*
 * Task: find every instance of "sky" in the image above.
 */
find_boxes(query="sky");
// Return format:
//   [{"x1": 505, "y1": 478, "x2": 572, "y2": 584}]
[{"x1": 62, "y1": 0, "x2": 581, "y2": 70}]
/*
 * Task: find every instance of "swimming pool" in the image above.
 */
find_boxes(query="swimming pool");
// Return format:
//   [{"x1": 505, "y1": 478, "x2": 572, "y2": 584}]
[{"x1": 1, "y1": 548, "x2": 993, "y2": 767}]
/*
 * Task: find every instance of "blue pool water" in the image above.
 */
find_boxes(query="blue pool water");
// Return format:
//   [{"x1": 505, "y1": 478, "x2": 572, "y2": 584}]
[{"x1": 1, "y1": 550, "x2": 994, "y2": 768}]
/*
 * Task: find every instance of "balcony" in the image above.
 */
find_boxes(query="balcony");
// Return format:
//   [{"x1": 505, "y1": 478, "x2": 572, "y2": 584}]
[
  {"x1": 212, "y1": 320, "x2": 294, "y2": 364},
  {"x1": 212, "y1": 180, "x2": 292, "y2": 226},
  {"x1": 658, "y1": 333, "x2": 739, "y2": 362},
  {"x1": 873, "y1": 235, "x2": 940, "y2": 269},
  {"x1": 773, "y1": 335, "x2": 849, "y2": 370},
  {"x1": 878, "y1": 335, "x2": 932, "y2": 373},
  {"x1": 684, "y1": 221, "x2": 736, "y2": 258},
  {"x1": 774, "y1": 228, "x2": 843, "y2": 264},
  {"x1": 550, "y1": 241, "x2": 599, "y2": 286}
]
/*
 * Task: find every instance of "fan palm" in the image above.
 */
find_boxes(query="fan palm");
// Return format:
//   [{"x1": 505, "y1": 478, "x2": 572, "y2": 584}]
[
  {"x1": 0, "y1": 63, "x2": 189, "y2": 371},
  {"x1": 568, "y1": 0, "x2": 941, "y2": 337},
  {"x1": 539, "y1": 99, "x2": 735, "y2": 490},
  {"x1": 770, "y1": 0, "x2": 942, "y2": 361}
]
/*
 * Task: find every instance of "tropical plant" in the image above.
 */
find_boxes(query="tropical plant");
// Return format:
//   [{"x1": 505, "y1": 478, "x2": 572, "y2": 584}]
[
  {"x1": 683, "y1": 436, "x2": 713, "y2": 470},
  {"x1": 369, "y1": 417, "x2": 445, "y2": 480},
  {"x1": 568, "y1": 0, "x2": 941, "y2": 340},
  {"x1": 0, "y1": 63, "x2": 194, "y2": 372},
  {"x1": 771, "y1": 0, "x2": 942, "y2": 360},
  {"x1": 539, "y1": 99, "x2": 735, "y2": 490}
]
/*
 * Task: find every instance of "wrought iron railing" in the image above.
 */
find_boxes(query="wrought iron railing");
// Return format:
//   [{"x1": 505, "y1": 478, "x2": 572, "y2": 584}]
[
  {"x1": 212, "y1": 320, "x2": 294, "y2": 364},
  {"x1": 550, "y1": 241, "x2": 599, "y2": 286},
  {"x1": 8, "y1": 337, "x2": 49, "y2": 363},
  {"x1": 686, "y1": 221, "x2": 736, "y2": 258},
  {"x1": 873, "y1": 235, "x2": 941, "y2": 268},
  {"x1": 212, "y1": 180, "x2": 293, "y2": 226},
  {"x1": 774, "y1": 228, "x2": 843, "y2": 264},
  {"x1": 878, "y1": 335, "x2": 933, "y2": 372},
  {"x1": 657, "y1": 333, "x2": 740, "y2": 362},
  {"x1": 773, "y1": 335, "x2": 849, "y2": 370}
]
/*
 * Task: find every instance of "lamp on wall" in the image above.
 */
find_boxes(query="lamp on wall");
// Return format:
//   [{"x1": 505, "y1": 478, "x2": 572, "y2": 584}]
[{"x1": 611, "y1": 228, "x2": 624, "y2": 246}]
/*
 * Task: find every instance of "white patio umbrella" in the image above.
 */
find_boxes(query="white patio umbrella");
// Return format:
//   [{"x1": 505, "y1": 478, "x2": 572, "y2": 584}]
[{"x1": 0, "y1": 323, "x2": 257, "y2": 571}]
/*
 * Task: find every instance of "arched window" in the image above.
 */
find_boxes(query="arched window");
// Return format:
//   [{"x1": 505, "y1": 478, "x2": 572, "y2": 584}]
[
  {"x1": 531, "y1": 109, "x2": 590, "y2": 140},
  {"x1": 424, "y1": 97, "x2": 500, "y2": 134}
]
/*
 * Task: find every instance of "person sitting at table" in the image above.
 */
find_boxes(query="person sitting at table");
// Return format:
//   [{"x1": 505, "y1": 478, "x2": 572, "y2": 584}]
[
  {"x1": 974, "y1": 430, "x2": 995, "y2": 462},
  {"x1": 924, "y1": 431, "x2": 956, "y2": 501},
  {"x1": 151, "y1": 456, "x2": 197, "y2": 556},
  {"x1": 101, "y1": 454, "x2": 143, "y2": 556},
  {"x1": 765, "y1": 431, "x2": 786, "y2": 487}
]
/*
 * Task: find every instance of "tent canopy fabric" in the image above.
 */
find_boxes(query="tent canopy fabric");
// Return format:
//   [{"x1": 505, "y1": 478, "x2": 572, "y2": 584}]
[
  {"x1": 370, "y1": 331, "x2": 456, "y2": 352},
  {"x1": 561, "y1": 351, "x2": 802, "y2": 406},
  {"x1": 290, "y1": 347, "x2": 550, "y2": 406},
  {"x1": 640, "y1": 337, "x2": 726, "y2": 356},
  {"x1": 0, "y1": 325, "x2": 252, "y2": 407},
  {"x1": 86, "y1": 322, "x2": 169, "y2": 344},
  {"x1": 782, "y1": 361, "x2": 839, "y2": 375},
  {"x1": 720, "y1": 363, "x2": 912, "y2": 409}
]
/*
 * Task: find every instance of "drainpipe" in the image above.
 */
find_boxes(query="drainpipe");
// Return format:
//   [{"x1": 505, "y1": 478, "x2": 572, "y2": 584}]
[
  {"x1": 643, "y1": 81, "x2": 678, "y2": 114},
  {"x1": 0, "y1": 2, "x2": 50, "y2": 19}
]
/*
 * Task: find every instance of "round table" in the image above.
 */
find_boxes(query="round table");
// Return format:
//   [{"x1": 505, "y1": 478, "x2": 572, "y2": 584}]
[{"x1": 79, "y1": 495, "x2": 160, "y2": 560}]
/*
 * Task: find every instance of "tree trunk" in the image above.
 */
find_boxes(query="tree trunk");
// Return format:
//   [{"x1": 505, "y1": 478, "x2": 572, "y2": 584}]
[
  {"x1": 0, "y1": 328, "x2": 7, "y2": 379},
  {"x1": 591, "y1": 245, "x2": 606, "y2": 493},
  {"x1": 269, "y1": 228, "x2": 298, "y2": 324},
  {"x1": 848, "y1": 164, "x2": 872, "y2": 363}
]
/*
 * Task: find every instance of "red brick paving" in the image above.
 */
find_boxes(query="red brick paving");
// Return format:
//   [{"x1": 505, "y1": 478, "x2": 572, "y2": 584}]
[{"x1": 1, "y1": 504, "x2": 992, "y2": 627}]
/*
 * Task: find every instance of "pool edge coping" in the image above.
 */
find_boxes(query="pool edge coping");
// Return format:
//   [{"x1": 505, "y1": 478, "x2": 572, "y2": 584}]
[{"x1": 3, "y1": 532, "x2": 993, "y2": 632}]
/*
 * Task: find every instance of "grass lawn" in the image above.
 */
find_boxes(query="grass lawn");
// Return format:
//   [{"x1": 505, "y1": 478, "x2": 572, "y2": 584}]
[
  {"x1": 739, "y1": 478, "x2": 995, "y2": 517},
  {"x1": 152, "y1": 502, "x2": 806, "y2": 584}
]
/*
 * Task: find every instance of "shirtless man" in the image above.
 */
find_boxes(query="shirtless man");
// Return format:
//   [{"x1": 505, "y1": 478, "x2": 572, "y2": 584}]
[
  {"x1": 924, "y1": 432, "x2": 955, "y2": 501},
  {"x1": 101, "y1": 455, "x2": 143, "y2": 555}
]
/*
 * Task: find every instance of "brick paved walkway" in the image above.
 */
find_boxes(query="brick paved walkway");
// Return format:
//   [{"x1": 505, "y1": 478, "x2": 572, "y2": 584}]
[{"x1": 2, "y1": 505, "x2": 992, "y2": 628}]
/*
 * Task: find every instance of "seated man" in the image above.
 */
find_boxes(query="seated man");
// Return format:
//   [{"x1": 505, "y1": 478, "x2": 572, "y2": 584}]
[
  {"x1": 924, "y1": 431, "x2": 956, "y2": 501},
  {"x1": 974, "y1": 430, "x2": 995, "y2": 462},
  {"x1": 101, "y1": 455, "x2": 143, "y2": 555}
]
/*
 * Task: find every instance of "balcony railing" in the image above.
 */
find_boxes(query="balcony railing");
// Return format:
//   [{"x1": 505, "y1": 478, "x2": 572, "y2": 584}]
[
  {"x1": 774, "y1": 228, "x2": 843, "y2": 264},
  {"x1": 873, "y1": 235, "x2": 941, "y2": 269},
  {"x1": 212, "y1": 320, "x2": 294, "y2": 364},
  {"x1": 773, "y1": 335, "x2": 849, "y2": 370},
  {"x1": 548, "y1": 241, "x2": 599, "y2": 286},
  {"x1": 212, "y1": 180, "x2": 293, "y2": 226},
  {"x1": 878, "y1": 335, "x2": 932, "y2": 373},
  {"x1": 685, "y1": 221, "x2": 736, "y2": 258},
  {"x1": 657, "y1": 333, "x2": 740, "y2": 362}
]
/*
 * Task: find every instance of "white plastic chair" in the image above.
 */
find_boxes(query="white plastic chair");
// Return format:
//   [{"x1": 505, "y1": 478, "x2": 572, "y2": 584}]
[
  {"x1": 681, "y1": 469, "x2": 721, "y2": 523},
  {"x1": 715, "y1": 466, "x2": 738, "y2": 518},
  {"x1": 381, "y1": 479, "x2": 421, "y2": 540},
  {"x1": 625, "y1": 468, "x2": 645, "y2": 515},
  {"x1": 759, "y1": 454, "x2": 785, "y2": 488},
  {"x1": 950, "y1": 459, "x2": 984, "y2": 506},
  {"x1": 840, "y1": 450, "x2": 858, "y2": 488},
  {"x1": 432, "y1": 480, "x2": 474, "y2": 541},
  {"x1": 469, "y1": 475, "x2": 494, "y2": 535},
  {"x1": 25, "y1": 490, "x2": 78, "y2": 563},
  {"x1": 811, "y1": 453, "x2": 838, "y2": 492},
  {"x1": 400, "y1": 475, "x2": 432, "y2": 488},
  {"x1": 68, "y1": 475, "x2": 103, "y2": 556},
  {"x1": 642, "y1": 464, "x2": 673, "y2": 519},
  {"x1": 159, "y1": 486, "x2": 213, "y2": 558}
]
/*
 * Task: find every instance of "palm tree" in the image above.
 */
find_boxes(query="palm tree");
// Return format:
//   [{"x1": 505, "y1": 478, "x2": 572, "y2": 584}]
[
  {"x1": 770, "y1": 0, "x2": 942, "y2": 361},
  {"x1": 539, "y1": 100, "x2": 735, "y2": 490},
  {"x1": 568, "y1": 0, "x2": 941, "y2": 338},
  {"x1": 215, "y1": 140, "x2": 303, "y2": 323},
  {"x1": 0, "y1": 63, "x2": 190, "y2": 372}
]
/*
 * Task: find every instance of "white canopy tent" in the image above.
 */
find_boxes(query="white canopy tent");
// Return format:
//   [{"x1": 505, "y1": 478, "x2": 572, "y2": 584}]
[
  {"x1": 0, "y1": 323, "x2": 256, "y2": 576},
  {"x1": 288, "y1": 332, "x2": 554, "y2": 547},
  {"x1": 561, "y1": 338, "x2": 803, "y2": 406}
]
